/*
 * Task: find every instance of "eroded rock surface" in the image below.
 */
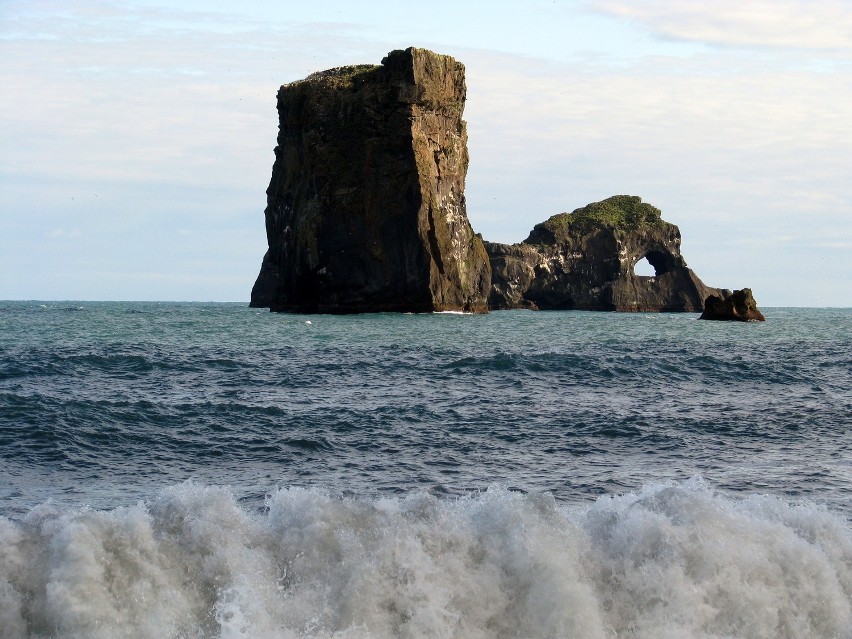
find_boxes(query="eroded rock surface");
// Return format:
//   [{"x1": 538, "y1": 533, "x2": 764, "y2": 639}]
[
  {"x1": 700, "y1": 288, "x2": 766, "y2": 321},
  {"x1": 486, "y1": 196, "x2": 720, "y2": 312},
  {"x1": 250, "y1": 49, "x2": 740, "y2": 315},
  {"x1": 250, "y1": 47, "x2": 490, "y2": 313}
]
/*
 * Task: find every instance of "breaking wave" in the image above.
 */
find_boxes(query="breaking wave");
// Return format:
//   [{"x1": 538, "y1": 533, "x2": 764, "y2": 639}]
[{"x1": 1, "y1": 479, "x2": 849, "y2": 639}]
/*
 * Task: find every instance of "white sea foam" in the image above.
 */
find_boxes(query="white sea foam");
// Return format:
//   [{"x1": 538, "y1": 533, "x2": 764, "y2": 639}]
[{"x1": 1, "y1": 480, "x2": 850, "y2": 639}]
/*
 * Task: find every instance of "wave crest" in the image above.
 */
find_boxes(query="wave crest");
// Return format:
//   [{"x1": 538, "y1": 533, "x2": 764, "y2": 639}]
[{"x1": 1, "y1": 480, "x2": 850, "y2": 638}]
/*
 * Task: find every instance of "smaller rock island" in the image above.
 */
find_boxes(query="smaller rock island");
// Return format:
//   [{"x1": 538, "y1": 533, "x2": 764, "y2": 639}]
[{"x1": 700, "y1": 289, "x2": 766, "y2": 321}]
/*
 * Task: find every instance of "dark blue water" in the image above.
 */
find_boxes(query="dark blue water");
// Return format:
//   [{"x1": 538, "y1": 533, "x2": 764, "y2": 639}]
[
  {"x1": 1, "y1": 302, "x2": 850, "y2": 638},
  {"x1": 2, "y1": 302, "x2": 849, "y2": 516}
]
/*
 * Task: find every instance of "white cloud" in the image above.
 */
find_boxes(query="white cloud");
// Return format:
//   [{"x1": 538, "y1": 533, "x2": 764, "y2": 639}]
[
  {"x1": 590, "y1": 0, "x2": 852, "y2": 50},
  {"x1": 49, "y1": 228, "x2": 83, "y2": 239},
  {"x1": 463, "y1": 48, "x2": 852, "y2": 230}
]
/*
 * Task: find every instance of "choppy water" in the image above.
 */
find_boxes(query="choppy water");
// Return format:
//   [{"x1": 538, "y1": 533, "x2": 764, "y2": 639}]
[{"x1": 1, "y1": 302, "x2": 850, "y2": 638}]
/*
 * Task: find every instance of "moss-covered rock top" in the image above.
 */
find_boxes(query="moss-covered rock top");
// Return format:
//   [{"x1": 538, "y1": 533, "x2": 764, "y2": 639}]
[
  {"x1": 523, "y1": 195, "x2": 666, "y2": 245},
  {"x1": 289, "y1": 64, "x2": 380, "y2": 89}
]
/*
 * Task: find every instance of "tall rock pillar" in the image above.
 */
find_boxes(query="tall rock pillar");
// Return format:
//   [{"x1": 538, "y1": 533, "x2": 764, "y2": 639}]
[{"x1": 250, "y1": 47, "x2": 491, "y2": 313}]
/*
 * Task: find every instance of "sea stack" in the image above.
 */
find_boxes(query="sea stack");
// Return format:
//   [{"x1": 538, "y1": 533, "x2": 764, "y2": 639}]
[
  {"x1": 486, "y1": 195, "x2": 721, "y2": 311},
  {"x1": 250, "y1": 47, "x2": 491, "y2": 313},
  {"x1": 700, "y1": 288, "x2": 766, "y2": 321}
]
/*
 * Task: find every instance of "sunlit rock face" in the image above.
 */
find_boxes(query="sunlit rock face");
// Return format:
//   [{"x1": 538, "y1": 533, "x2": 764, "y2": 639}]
[
  {"x1": 486, "y1": 195, "x2": 721, "y2": 312},
  {"x1": 250, "y1": 47, "x2": 490, "y2": 314}
]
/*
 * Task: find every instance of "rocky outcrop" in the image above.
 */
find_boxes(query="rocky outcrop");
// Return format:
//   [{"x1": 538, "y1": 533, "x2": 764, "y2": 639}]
[
  {"x1": 250, "y1": 47, "x2": 490, "y2": 313},
  {"x1": 700, "y1": 288, "x2": 766, "y2": 321},
  {"x1": 486, "y1": 196, "x2": 720, "y2": 312},
  {"x1": 250, "y1": 48, "x2": 743, "y2": 315}
]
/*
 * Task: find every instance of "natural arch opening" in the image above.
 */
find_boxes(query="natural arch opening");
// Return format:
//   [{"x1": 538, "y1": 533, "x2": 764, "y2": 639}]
[{"x1": 633, "y1": 256, "x2": 656, "y2": 277}]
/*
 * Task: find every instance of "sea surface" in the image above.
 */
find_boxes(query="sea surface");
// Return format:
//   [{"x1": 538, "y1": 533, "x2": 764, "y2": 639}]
[{"x1": 0, "y1": 301, "x2": 850, "y2": 639}]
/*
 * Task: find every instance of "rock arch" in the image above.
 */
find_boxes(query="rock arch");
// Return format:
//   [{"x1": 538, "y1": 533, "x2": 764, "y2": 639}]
[{"x1": 487, "y1": 195, "x2": 721, "y2": 311}]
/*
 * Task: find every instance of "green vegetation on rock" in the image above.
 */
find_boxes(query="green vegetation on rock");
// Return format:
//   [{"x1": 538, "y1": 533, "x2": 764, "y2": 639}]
[
  {"x1": 524, "y1": 195, "x2": 665, "y2": 245},
  {"x1": 295, "y1": 64, "x2": 380, "y2": 89}
]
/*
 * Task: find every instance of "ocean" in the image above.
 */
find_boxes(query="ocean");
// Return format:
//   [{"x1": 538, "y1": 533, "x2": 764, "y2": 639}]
[{"x1": 0, "y1": 301, "x2": 850, "y2": 639}]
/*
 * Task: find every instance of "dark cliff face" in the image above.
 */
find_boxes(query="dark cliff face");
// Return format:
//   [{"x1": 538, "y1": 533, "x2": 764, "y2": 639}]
[
  {"x1": 250, "y1": 48, "x2": 491, "y2": 314},
  {"x1": 486, "y1": 195, "x2": 720, "y2": 312}
]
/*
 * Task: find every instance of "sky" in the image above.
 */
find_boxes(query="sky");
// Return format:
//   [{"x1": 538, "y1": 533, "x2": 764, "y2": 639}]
[{"x1": 1, "y1": 0, "x2": 850, "y2": 306}]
